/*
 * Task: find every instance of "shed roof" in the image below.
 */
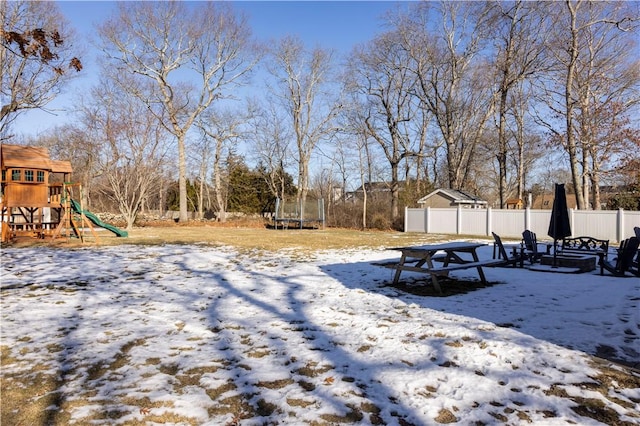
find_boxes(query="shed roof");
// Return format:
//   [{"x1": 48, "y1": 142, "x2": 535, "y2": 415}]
[
  {"x1": 1, "y1": 143, "x2": 72, "y2": 173},
  {"x1": 417, "y1": 188, "x2": 488, "y2": 205}
]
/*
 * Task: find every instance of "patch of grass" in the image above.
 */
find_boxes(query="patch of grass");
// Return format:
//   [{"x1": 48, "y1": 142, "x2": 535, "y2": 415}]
[
  {"x1": 434, "y1": 407, "x2": 458, "y2": 423},
  {"x1": 1, "y1": 344, "x2": 18, "y2": 364},
  {"x1": 0, "y1": 368, "x2": 70, "y2": 426},
  {"x1": 4, "y1": 225, "x2": 450, "y2": 252},
  {"x1": 319, "y1": 403, "x2": 364, "y2": 423},
  {"x1": 247, "y1": 349, "x2": 272, "y2": 358},
  {"x1": 544, "y1": 379, "x2": 640, "y2": 426},
  {"x1": 208, "y1": 392, "x2": 255, "y2": 419},
  {"x1": 256, "y1": 378, "x2": 295, "y2": 389},
  {"x1": 295, "y1": 361, "x2": 334, "y2": 378},
  {"x1": 205, "y1": 380, "x2": 237, "y2": 401},
  {"x1": 286, "y1": 397, "x2": 316, "y2": 408}
]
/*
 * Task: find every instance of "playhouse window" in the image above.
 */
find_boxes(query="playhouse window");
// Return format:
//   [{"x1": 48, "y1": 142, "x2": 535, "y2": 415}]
[
  {"x1": 25, "y1": 170, "x2": 34, "y2": 182},
  {"x1": 11, "y1": 170, "x2": 21, "y2": 181},
  {"x1": 37, "y1": 171, "x2": 45, "y2": 182}
]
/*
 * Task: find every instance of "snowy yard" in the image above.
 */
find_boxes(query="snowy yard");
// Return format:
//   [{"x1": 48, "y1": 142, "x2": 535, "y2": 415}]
[{"x1": 1, "y1": 242, "x2": 639, "y2": 425}]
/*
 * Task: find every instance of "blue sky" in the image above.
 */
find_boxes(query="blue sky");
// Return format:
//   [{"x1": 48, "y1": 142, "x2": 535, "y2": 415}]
[
  {"x1": 13, "y1": 1, "x2": 407, "y2": 137},
  {"x1": 58, "y1": 1, "x2": 403, "y2": 50}
]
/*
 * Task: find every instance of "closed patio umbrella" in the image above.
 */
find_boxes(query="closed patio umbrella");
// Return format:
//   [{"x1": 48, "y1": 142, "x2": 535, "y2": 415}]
[{"x1": 547, "y1": 183, "x2": 572, "y2": 267}]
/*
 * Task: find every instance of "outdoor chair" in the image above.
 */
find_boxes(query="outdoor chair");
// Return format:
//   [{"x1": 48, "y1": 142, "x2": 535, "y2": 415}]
[
  {"x1": 598, "y1": 237, "x2": 639, "y2": 277},
  {"x1": 633, "y1": 252, "x2": 640, "y2": 277},
  {"x1": 522, "y1": 230, "x2": 550, "y2": 264},
  {"x1": 492, "y1": 232, "x2": 525, "y2": 268},
  {"x1": 632, "y1": 228, "x2": 640, "y2": 276}
]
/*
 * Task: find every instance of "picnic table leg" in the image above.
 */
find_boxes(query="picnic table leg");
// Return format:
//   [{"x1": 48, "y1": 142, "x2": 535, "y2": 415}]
[
  {"x1": 475, "y1": 267, "x2": 488, "y2": 284},
  {"x1": 423, "y1": 254, "x2": 444, "y2": 294},
  {"x1": 429, "y1": 273, "x2": 443, "y2": 294},
  {"x1": 392, "y1": 254, "x2": 407, "y2": 285},
  {"x1": 470, "y1": 249, "x2": 489, "y2": 285}
]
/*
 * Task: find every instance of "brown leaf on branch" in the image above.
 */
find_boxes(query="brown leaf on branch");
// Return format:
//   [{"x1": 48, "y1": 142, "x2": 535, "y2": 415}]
[{"x1": 70, "y1": 57, "x2": 83, "y2": 72}]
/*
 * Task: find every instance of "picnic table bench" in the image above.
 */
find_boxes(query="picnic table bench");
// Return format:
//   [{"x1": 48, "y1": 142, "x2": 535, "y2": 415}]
[{"x1": 376, "y1": 242, "x2": 505, "y2": 294}]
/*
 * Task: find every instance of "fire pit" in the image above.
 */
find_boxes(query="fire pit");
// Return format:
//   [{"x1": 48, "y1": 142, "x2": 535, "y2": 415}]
[{"x1": 540, "y1": 254, "x2": 596, "y2": 273}]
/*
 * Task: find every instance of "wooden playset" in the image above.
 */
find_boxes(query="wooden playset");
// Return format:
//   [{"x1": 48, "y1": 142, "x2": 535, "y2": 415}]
[{"x1": 1, "y1": 143, "x2": 127, "y2": 243}]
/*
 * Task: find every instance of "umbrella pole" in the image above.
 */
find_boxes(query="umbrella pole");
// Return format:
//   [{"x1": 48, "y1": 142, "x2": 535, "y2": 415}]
[{"x1": 552, "y1": 190, "x2": 558, "y2": 268}]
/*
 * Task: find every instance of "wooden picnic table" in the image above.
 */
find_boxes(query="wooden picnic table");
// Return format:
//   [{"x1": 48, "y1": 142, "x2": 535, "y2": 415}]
[{"x1": 385, "y1": 242, "x2": 504, "y2": 294}]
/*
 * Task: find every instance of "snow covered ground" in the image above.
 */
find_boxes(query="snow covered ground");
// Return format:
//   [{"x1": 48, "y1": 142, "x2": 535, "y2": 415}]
[{"x1": 1, "y1": 242, "x2": 639, "y2": 425}]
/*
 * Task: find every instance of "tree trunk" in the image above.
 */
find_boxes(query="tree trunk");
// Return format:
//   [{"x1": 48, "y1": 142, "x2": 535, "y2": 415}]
[
  {"x1": 497, "y1": 89, "x2": 509, "y2": 208},
  {"x1": 178, "y1": 135, "x2": 189, "y2": 222},
  {"x1": 390, "y1": 163, "x2": 399, "y2": 220},
  {"x1": 565, "y1": 1, "x2": 585, "y2": 210},
  {"x1": 213, "y1": 142, "x2": 226, "y2": 223}
]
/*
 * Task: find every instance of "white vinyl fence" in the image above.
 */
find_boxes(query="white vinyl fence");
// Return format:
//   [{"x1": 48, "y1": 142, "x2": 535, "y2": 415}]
[{"x1": 405, "y1": 207, "x2": 640, "y2": 243}]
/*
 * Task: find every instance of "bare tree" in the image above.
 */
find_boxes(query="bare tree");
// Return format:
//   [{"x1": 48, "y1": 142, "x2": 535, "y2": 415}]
[
  {"x1": 344, "y1": 31, "x2": 421, "y2": 219},
  {"x1": 541, "y1": 0, "x2": 638, "y2": 209},
  {"x1": 97, "y1": 2, "x2": 258, "y2": 222},
  {"x1": 509, "y1": 83, "x2": 546, "y2": 205},
  {"x1": 337, "y1": 89, "x2": 389, "y2": 228},
  {"x1": 76, "y1": 75, "x2": 170, "y2": 229},
  {"x1": 410, "y1": 104, "x2": 435, "y2": 196},
  {"x1": 266, "y1": 35, "x2": 340, "y2": 209},
  {"x1": 485, "y1": 0, "x2": 549, "y2": 207},
  {"x1": 356, "y1": 133, "x2": 375, "y2": 229},
  {"x1": 399, "y1": 1, "x2": 495, "y2": 191},
  {"x1": 196, "y1": 108, "x2": 245, "y2": 223},
  {"x1": 1, "y1": 0, "x2": 82, "y2": 139},
  {"x1": 247, "y1": 100, "x2": 294, "y2": 215},
  {"x1": 328, "y1": 133, "x2": 349, "y2": 207},
  {"x1": 190, "y1": 134, "x2": 214, "y2": 220},
  {"x1": 574, "y1": 8, "x2": 639, "y2": 209}
]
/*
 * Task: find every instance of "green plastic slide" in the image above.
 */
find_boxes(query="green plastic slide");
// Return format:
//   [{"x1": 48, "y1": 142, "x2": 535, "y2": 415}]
[{"x1": 70, "y1": 199, "x2": 128, "y2": 238}]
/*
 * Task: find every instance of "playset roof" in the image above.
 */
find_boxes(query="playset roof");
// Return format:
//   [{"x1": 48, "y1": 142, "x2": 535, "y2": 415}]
[{"x1": 1, "y1": 143, "x2": 72, "y2": 173}]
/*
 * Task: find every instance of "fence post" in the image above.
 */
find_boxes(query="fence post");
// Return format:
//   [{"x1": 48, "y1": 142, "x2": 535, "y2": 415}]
[
  {"x1": 457, "y1": 204, "x2": 462, "y2": 235},
  {"x1": 617, "y1": 208, "x2": 624, "y2": 243},
  {"x1": 569, "y1": 208, "x2": 574, "y2": 236},
  {"x1": 425, "y1": 206, "x2": 430, "y2": 233},
  {"x1": 486, "y1": 207, "x2": 492, "y2": 236},
  {"x1": 525, "y1": 207, "x2": 530, "y2": 231},
  {"x1": 404, "y1": 206, "x2": 408, "y2": 233}
]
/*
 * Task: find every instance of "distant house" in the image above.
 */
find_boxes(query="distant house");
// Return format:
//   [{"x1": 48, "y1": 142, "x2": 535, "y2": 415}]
[
  {"x1": 346, "y1": 181, "x2": 407, "y2": 201},
  {"x1": 417, "y1": 189, "x2": 487, "y2": 209},
  {"x1": 532, "y1": 193, "x2": 577, "y2": 210}
]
